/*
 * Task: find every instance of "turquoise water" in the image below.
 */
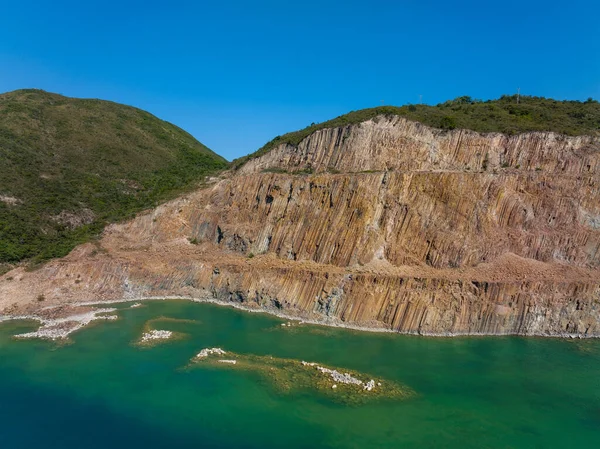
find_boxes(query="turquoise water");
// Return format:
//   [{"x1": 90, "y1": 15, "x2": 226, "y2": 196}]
[{"x1": 1, "y1": 300, "x2": 599, "y2": 448}]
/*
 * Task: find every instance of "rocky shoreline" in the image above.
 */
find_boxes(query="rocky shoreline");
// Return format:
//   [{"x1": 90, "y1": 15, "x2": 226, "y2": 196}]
[{"x1": 2, "y1": 294, "x2": 596, "y2": 341}]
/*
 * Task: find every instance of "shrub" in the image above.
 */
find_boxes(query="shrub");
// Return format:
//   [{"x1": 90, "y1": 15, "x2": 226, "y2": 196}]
[{"x1": 440, "y1": 116, "x2": 457, "y2": 130}]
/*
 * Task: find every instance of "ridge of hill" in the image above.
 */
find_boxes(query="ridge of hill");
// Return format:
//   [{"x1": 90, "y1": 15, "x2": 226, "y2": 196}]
[
  {"x1": 0, "y1": 89, "x2": 227, "y2": 265},
  {"x1": 232, "y1": 95, "x2": 600, "y2": 169}
]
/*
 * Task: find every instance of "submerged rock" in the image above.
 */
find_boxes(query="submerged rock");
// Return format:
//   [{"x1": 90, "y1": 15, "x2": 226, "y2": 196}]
[{"x1": 191, "y1": 349, "x2": 410, "y2": 405}]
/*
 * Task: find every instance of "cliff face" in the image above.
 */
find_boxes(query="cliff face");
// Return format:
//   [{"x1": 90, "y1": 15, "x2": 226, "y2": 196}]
[
  {"x1": 2, "y1": 117, "x2": 600, "y2": 336},
  {"x1": 239, "y1": 116, "x2": 598, "y2": 175}
]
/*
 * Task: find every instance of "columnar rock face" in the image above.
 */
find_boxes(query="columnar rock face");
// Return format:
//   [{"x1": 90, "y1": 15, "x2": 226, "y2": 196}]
[
  {"x1": 239, "y1": 116, "x2": 599, "y2": 176},
  {"x1": 2, "y1": 117, "x2": 600, "y2": 336}
]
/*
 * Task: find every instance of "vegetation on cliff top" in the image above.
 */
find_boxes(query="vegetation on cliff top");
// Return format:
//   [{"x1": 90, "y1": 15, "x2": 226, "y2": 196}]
[
  {"x1": 0, "y1": 89, "x2": 227, "y2": 264},
  {"x1": 232, "y1": 95, "x2": 600, "y2": 169}
]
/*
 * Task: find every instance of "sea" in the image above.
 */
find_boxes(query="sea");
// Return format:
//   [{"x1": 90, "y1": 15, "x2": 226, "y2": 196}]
[{"x1": 0, "y1": 299, "x2": 598, "y2": 448}]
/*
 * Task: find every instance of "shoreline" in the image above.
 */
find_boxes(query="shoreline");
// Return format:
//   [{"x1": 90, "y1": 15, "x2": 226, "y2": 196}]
[{"x1": 2, "y1": 294, "x2": 596, "y2": 340}]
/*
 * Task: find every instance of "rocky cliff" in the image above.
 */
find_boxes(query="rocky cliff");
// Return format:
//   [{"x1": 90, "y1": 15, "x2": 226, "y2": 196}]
[{"x1": 2, "y1": 116, "x2": 600, "y2": 336}]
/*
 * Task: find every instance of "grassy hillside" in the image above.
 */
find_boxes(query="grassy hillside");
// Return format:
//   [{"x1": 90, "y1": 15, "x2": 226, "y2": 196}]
[
  {"x1": 232, "y1": 95, "x2": 600, "y2": 169},
  {"x1": 0, "y1": 89, "x2": 227, "y2": 264}
]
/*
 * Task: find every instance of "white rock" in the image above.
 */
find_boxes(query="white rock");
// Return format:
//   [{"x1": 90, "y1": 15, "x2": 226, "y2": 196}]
[
  {"x1": 196, "y1": 347, "x2": 226, "y2": 358},
  {"x1": 140, "y1": 329, "x2": 172, "y2": 342},
  {"x1": 316, "y1": 366, "x2": 363, "y2": 386},
  {"x1": 14, "y1": 308, "x2": 118, "y2": 340}
]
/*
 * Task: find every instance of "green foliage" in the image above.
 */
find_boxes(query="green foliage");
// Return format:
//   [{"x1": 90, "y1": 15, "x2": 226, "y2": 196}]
[
  {"x1": 292, "y1": 167, "x2": 314, "y2": 175},
  {"x1": 261, "y1": 168, "x2": 289, "y2": 174},
  {"x1": 232, "y1": 95, "x2": 600, "y2": 169},
  {"x1": 261, "y1": 167, "x2": 314, "y2": 175},
  {"x1": 440, "y1": 116, "x2": 457, "y2": 130},
  {"x1": 0, "y1": 89, "x2": 227, "y2": 264}
]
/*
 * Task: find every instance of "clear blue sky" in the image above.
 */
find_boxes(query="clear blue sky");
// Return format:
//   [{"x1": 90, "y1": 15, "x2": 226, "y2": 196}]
[{"x1": 1, "y1": 0, "x2": 598, "y2": 160}]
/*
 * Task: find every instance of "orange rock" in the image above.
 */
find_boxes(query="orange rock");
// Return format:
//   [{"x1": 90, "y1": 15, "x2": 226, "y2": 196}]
[{"x1": 2, "y1": 117, "x2": 599, "y2": 336}]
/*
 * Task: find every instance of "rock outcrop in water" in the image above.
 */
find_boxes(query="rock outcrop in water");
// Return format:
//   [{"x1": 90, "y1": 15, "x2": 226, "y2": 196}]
[{"x1": 1, "y1": 116, "x2": 600, "y2": 336}]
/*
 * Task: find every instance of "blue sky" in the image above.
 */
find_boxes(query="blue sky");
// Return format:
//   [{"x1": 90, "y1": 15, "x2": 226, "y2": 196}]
[{"x1": 1, "y1": 0, "x2": 598, "y2": 160}]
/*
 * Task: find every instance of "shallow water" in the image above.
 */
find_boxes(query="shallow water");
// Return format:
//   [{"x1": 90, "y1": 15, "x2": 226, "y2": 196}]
[{"x1": 1, "y1": 299, "x2": 599, "y2": 448}]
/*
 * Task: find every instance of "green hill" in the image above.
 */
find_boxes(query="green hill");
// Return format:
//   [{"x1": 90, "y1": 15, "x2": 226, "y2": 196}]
[
  {"x1": 0, "y1": 89, "x2": 227, "y2": 264},
  {"x1": 233, "y1": 95, "x2": 600, "y2": 169}
]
